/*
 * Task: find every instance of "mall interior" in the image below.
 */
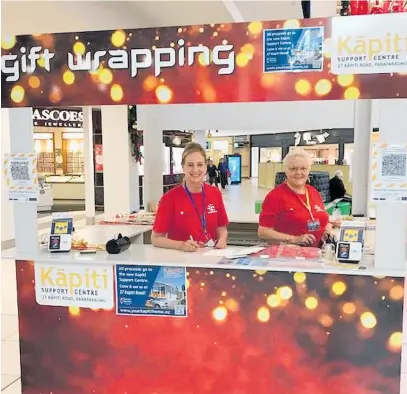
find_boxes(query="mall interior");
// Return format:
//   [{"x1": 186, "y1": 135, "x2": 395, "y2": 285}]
[{"x1": 1, "y1": 1, "x2": 407, "y2": 393}]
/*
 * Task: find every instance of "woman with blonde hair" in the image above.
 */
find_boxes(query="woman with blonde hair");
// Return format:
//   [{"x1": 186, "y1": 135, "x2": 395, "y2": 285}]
[
  {"x1": 152, "y1": 143, "x2": 229, "y2": 252},
  {"x1": 258, "y1": 149, "x2": 332, "y2": 247}
]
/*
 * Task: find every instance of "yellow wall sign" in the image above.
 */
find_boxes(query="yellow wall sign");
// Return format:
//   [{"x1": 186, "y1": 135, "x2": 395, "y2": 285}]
[
  {"x1": 3, "y1": 152, "x2": 38, "y2": 203},
  {"x1": 370, "y1": 142, "x2": 407, "y2": 202},
  {"x1": 34, "y1": 262, "x2": 114, "y2": 309}
]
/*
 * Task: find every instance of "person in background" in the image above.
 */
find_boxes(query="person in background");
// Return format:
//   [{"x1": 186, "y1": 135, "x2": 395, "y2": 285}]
[
  {"x1": 207, "y1": 159, "x2": 219, "y2": 188},
  {"x1": 152, "y1": 143, "x2": 229, "y2": 252},
  {"x1": 218, "y1": 157, "x2": 228, "y2": 189},
  {"x1": 258, "y1": 149, "x2": 332, "y2": 247},
  {"x1": 329, "y1": 170, "x2": 346, "y2": 201}
]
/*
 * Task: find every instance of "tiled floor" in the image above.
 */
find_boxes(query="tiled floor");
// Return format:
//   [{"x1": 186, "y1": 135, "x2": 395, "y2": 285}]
[{"x1": 1, "y1": 180, "x2": 406, "y2": 392}]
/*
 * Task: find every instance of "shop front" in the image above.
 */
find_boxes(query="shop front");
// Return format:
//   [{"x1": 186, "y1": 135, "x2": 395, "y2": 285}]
[
  {"x1": 32, "y1": 107, "x2": 85, "y2": 210},
  {"x1": 254, "y1": 128, "x2": 354, "y2": 192},
  {"x1": 1, "y1": 13, "x2": 407, "y2": 394}
]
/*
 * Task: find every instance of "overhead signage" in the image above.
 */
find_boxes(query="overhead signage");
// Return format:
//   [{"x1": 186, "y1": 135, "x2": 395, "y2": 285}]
[
  {"x1": 34, "y1": 262, "x2": 115, "y2": 309},
  {"x1": 32, "y1": 108, "x2": 83, "y2": 128},
  {"x1": 1, "y1": 15, "x2": 407, "y2": 108},
  {"x1": 331, "y1": 13, "x2": 407, "y2": 75},
  {"x1": 115, "y1": 264, "x2": 187, "y2": 317}
]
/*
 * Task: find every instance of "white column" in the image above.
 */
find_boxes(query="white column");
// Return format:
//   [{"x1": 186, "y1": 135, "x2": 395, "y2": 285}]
[
  {"x1": 311, "y1": 0, "x2": 338, "y2": 17},
  {"x1": 9, "y1": 108, "x2": 38, "y2": 255},
  {"x1": 1, "y1": 109, "x2": 15, "y2": 249},
  {"x1": 138, "y1": 105, "x2": 164, "y2": 211},
  {"x1": 194, "y1": 130, "x2": 207, "y2": 149},
  {"x1": 101, "y1": 105, "x2": 139, "y2": 219},
  {"x1": 82, "y1": 107, "x2": 96, "y2": 225},
  {"x1": 375, "y1": 99, "x2": 407, "y2": 271},
  {"x1": 352, "y1": 100, "x2": 372, "y2": 217}
]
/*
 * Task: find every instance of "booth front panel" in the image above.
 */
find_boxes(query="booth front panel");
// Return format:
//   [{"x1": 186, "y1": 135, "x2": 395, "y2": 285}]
[{"x1": 16, "y1": 260, "x2": 404, "y2": 394}]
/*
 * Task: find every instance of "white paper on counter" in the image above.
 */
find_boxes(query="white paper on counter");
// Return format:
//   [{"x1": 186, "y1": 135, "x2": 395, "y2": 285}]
[{"x1": 203, "y1": 246, "x2": 266, "y2": 258}]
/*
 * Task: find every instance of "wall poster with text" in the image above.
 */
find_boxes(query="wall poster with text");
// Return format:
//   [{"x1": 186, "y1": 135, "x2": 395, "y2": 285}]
[{"x1": 116, "y1": 264, "x2": 187, "y2": 317}]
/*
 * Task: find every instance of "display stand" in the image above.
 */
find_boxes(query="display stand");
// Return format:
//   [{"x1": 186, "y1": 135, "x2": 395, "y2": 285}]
[
  {"x1": 1, "y1": 13, "x2": 407, "y2": 394},
  {"x1": 226, "y1": 154, "x2": 242, "y2": 184}
]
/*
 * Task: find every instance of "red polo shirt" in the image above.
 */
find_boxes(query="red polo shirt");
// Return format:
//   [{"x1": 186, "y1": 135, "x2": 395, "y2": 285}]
[
  {"x1": 153, "y1": 184, "x2": 229, "y2": 243},
  {"x1": 259, "y1": 183, "x2": 329, "y2": 247}
]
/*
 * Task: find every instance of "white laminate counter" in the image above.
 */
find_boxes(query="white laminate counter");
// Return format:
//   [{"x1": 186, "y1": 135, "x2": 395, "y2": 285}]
[
  {"x1": 72, "y1": 224, "x2": 152, "y2": 245},
  {"x1": 3, "y1": 244, "x2": 406, "y2": 278}
]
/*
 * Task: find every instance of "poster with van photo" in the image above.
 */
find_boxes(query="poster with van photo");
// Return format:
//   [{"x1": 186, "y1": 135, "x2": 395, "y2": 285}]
[{"x1": 115, "y1": 264, "x2": 187, "y2": 317}]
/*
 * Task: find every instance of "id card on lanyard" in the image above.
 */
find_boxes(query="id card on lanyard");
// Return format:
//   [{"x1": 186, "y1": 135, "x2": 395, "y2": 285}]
[
  {"x1": 297, "y1": 188, "x2": 320, "y2": 232},
  {"x1": 184, "y1": 185, "x2": 211, "y2": 244}
]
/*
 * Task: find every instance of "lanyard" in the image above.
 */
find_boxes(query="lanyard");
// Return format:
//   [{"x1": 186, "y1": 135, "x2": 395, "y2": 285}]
[
  {"x1": 297, "y1": 188, "x2": 315, "y2": 220},
  {"x1": 184, "y1": 185, "x2": 207, "y2": 232},
  {"x1": 287, "y1": 183, "x2": 315, "y2": 221}
]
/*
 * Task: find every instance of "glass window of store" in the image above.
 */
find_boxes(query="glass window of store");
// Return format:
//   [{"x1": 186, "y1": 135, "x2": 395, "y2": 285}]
[{"x1": 32, "y1": 108, "x2": 86, "y2": 193}]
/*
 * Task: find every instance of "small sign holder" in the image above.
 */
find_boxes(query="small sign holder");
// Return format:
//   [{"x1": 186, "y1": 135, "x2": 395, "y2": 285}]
[
  {"x1": 336, "y1": 221, "x2": 365, "y2": 264},
  {"x1": 48, "y1": 213, "x2": 74, "y2": 253}
]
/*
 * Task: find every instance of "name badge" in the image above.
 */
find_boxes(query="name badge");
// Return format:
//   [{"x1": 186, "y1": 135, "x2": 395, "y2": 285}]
[
  {"x1": 307, "y1": 220, "x2": 320, "y2": 232},
  {"x1": 206, "y1": 239, "x2": 215, "y2": 247}
]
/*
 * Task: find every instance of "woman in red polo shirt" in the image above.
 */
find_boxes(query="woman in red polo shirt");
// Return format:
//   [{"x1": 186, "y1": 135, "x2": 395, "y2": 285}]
[
  {"x1": 152, "y1": 143, "x2": 229, "y2": 252},
  {"x1": 258, "y1": 149, "x2": 332, "y2": 247}
]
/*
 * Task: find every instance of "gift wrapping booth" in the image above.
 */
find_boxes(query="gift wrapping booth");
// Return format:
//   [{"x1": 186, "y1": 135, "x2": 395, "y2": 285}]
[{"x1": 2, "y1": 13, "x2": 407, "y2": 394}]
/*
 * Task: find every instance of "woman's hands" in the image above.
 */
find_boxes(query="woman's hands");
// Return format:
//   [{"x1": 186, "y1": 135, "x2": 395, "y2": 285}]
[
  {"x1": 292, "y1": 234, "x2": 315, "y2": 246},
  {"x1": 179, "y1": 238, "x2": 227, "y2": 252},
  {"x1": 215, "y1": 238, "x2": 227, "y2": 249},
  {"x1": 179, "y1": 239, "x2": 200, "y2": 252}
]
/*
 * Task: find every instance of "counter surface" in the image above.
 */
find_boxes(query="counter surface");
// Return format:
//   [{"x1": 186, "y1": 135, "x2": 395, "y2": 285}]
[
  {"x1": 73, "y1": 224, "x2": 152, "y2": 244},
  {"x1": 4, "y1": 244, "x2": 406, "y2": 278}
]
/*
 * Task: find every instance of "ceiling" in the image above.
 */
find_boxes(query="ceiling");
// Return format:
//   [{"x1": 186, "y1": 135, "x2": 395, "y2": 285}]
[{"x1": 1, "y1": 0, "x2": 338, "y2": 36}]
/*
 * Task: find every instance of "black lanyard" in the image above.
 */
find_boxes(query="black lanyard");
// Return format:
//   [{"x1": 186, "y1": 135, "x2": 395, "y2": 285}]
[{"x1": 184, "y1": 185, "x2": 207, "y2": 232}]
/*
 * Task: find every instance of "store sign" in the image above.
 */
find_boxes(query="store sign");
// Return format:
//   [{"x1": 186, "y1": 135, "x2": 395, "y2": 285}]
[
  {"x1": 34, "y1": 262, "x2": 114, "y2": 309},
  {"x1": 32, "y1": 108, "x2": 83, "y2": 128},
  {"x1": 331, "y1": 13, "x2": 407, "y2": 75}
]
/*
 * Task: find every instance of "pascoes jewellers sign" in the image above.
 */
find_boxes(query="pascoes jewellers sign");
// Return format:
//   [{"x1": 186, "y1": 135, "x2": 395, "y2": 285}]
[{"x1": 32, "y1": 108, "x2": 83, "y2": 128}]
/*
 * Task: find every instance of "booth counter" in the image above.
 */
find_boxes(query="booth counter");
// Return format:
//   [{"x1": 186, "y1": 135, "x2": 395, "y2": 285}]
[{"x1": 4, "y1": 244, "x2": 405, "y2": 394}]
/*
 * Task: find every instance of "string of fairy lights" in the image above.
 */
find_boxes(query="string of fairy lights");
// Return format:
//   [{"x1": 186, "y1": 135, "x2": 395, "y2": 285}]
[{"x1": 2, "y1": 19, "x2": 404, "y2": 107}]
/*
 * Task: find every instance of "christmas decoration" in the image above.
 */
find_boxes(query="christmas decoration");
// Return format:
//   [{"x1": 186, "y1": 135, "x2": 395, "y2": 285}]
[
  {"x1": 341, "y1": 0, "x2": 406, "y2": 15},
  {"x1": 128, "y1": 105, "x2": 143, "y2": 163}
]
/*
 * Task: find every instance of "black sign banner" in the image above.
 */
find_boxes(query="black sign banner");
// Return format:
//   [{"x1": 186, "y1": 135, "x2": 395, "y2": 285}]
[{"x1": 32, "y1": 107, "x2": 83, "y2": 128}]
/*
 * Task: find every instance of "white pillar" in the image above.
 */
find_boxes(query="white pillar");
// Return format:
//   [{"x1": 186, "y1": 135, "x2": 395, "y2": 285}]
[
  {"x1": 138, "y1": 105, "x2": 164, "y2": 211},
  {"x1": 194, "y1": 130, "x2": 207, "y2": 149},
  {"x1": 352, "y1": 100, "x2": 372, "y2": 217},
  {"x1": 82, "y1": 107, "x2": 96, "y2": 225},
  {"x1": 8, "y1": 108, "x2": 38, "y2": 255},
  {"x1": 1, "y1": 109, "x2": 15, "y2": 249},
  {"x1": 311, "y1": 0, "x2": 338, "y2": 17},
  {"x1": 374, "y1": 99, "x2": 407, "y2": 271},
  {"x1": 101, "y1": 105, "x2": 139, "y2": 218}
]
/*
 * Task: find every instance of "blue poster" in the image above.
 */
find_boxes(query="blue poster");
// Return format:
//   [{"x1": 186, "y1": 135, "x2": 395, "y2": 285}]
[
  {"x1": 263, "y1": 27, "x2": 324, "y2": 73},
  {"x1": 115, "y1": 265, "x2": 187, "y2": 317}
]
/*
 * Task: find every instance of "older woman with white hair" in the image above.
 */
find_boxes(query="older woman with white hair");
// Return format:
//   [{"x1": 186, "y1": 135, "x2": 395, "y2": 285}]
[{"x1": 258, "y1": 149, "x2": 332, "y2": 247}]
